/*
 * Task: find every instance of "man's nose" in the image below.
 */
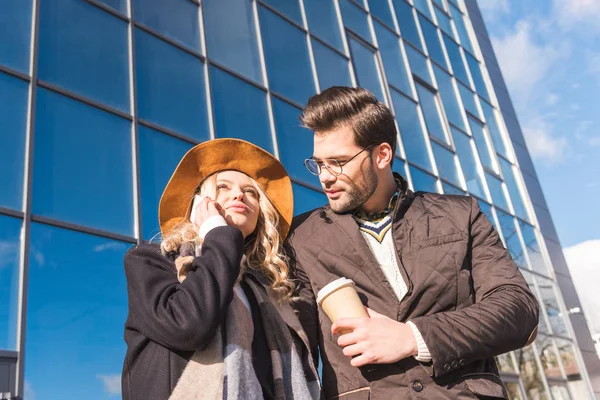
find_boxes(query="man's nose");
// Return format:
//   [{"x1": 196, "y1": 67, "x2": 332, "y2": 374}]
[{"x1": 319, "y1": 167, "x2": 337, "y2": 185}]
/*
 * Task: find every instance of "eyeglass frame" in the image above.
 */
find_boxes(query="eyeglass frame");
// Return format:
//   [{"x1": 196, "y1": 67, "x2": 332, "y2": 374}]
[{"x1": 304, "y1": 144, "x2": 376, "y2": 176}]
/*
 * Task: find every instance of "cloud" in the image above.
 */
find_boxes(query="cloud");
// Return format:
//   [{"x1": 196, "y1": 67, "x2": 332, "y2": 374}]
[
  {"x1": 564, "y1": 240, "x2": 600, "y2": 335},
  {"x1": 97, "y1": 374, "x2": 121, "y2": 397},
  {"x1": 0, "y1": 240, "x2": 20, "y2": 270},
  {"x1": 553, "y1": 0, "x2": 600, "y2": 32},
  {"x1": 522, "y1": 117, "x2": 568, "y2": 162},
  {"x1": 93, "y1": 242, "x2": 127, "y2": 253},
  {"x1": 24, "y1": 381, "x2": 36, "y2": 400},
  {"x1": 545, "y1": 93, "x2": 559, "y2": 106},
  {"x1": 589, "y1": 137, "x2": 600, "y2": 147},
  {"x1": 478, "y1": 0, "x2": 510, "y2": 14}
]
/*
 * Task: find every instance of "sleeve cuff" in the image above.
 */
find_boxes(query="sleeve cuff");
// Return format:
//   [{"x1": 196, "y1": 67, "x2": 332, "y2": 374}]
[
  {"x1": 199, "y1": 215, "x2": 228, "y2": 240},
  {"x1": 407, "y1": 321, "x2": 432, "y2": 362}
]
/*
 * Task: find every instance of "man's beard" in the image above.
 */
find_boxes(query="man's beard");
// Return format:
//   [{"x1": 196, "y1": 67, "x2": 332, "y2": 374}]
[{"x1": 330, "y1": 165, "x2": 378, "y2": 214}]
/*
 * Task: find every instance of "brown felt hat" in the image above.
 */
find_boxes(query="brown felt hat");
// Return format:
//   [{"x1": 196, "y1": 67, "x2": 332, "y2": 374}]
[{"x1": 158, "y1": 138, "x2": 294, "y2": 239}]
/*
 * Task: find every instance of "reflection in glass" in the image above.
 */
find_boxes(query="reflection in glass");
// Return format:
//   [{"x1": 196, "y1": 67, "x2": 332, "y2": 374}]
[
  {"x1": 535, "y1": 276, "x2": 569, "y2": 337},
  {"x1": 367, "y1": 0, "x2": 395, "y2": 28},
  {"x1": 415, "y1": 83, "x2": 449, "y2": 144},
  {"x1": 133, "y1": 0, "x2": 200, "y2": 51},
  {"x1": 433, "y1": 65, "x2": 465, "y2": 131},
  {"x1": 514, "y1": 345, "x2": 550, "y2": 400},
  {"x1": 465, "y1": 53, "x2": 490, "y2": 100},
  {"x1": 33, "y1": 89, "x2": 134, "y2": 236},
  {"x1": 138, "y1": 127, "x2": 193, "y2": 240},
  {"x1": 418, "y1": 15, "x2": 447, "y2": 70},
  {"x1": 519, "y1": 221, "x2": 549, "y2": 276},
  {"x1": 434, "y1": 7, "x2": 454, "y2": 39},
  {"x1": 505, "y1": 382, "x2": 524, "y2": 400},
  {"x1": 311, "y1": 39, "x2": 352, "y2": 91},
  {"x1": 458, "y1": 83, "x2": 481, "y2": 119},
  {"x1": 303, "y1": 0, "x2": 344, "y2": 51},
  {"x1": 413, "y1": 0, "x2": 433, "y2": 21},
  {"x1": 135, "y1": 29, "x2": 209, "y2": 141},
  {"x1": 468, "y1": 116, "x2": 496, "y2": 172},
  {"x1": 394, "y1": 1, "x2": 423, "y2": 51},
  {"x1": 263, "y1": 0, "x2": 302, "y2": 25},
  {"x1": 204, "y1": 0, "x2": 263, "y2": 83},
  {"x1": 272, "y1": 98, "x2": 315, "y2": 184},
  {"x1": 536, "y1": 335, "x2": 563, "y2": 379},
  {"x1": 448, "y1": 3, "x2": 473, "y2": 54},
  {"x1": 339, "y1": 0, "x2": 372, "y2": 43},
  {"x1": 25, "y1": 223, "x2": 129, "y2": 400},
  {"x1": 391, "y1": 90, "x2": 432, "y2": 171},
  {"x1": 520, "y1": 269, "x2": 550, "y2": 334},
  {"x1": 451, "y1": 127, "x2": 486, "y2": 199},
  {"x1": 392, "y1": 158, "x2": 408, "y2": 178},
  {"x1": 555, "y1": 339, "x2": 592, "y2": 400},
  {"x1": 293, "y1": 184, "x2": 326, "y2": 215},
  {"x1": 0, "y1": 72, "x2": 28, "y2": 211},
  {"x1": 486, "y1": 173, "x2": 509, "y2": 212},
  {"x1": 550, "y1": 385, "x2": 571, "y2": 400},
  {"x1": 496, "y1": 210, "x2": 527, "y2": 269},
  {"x1": 259, "y1": 6, "x2": 315, "y2": 105},
  {"x1": 405, "y1": 45, "x2": 433, "y2": 87},
  {"x1": 0, "y1": 215, "x2": 21, "y2": 351},
  {"x1": 431, "y1": 142, "x2": 461, "y2": 187},
  {"x1": 39, "y1": 0, "x2": 130, "y2": 112},
  {"x1": 374, "y1": 22, "x2": 413, "y2": 97},
  {"x1": 409, "y1": 166, "x2": 439, "y2": 193},
  {"x1": 443, "y1": 35, "x2": 470, "y2": 87},
  {"x1": 348, "y1": 37, "x2": 386, "y2": 102},
  {"x1": 476, "y1": 200, "x2": 498, "y2": 233},
  {"x1": 211, "y1": 66, "x2": 273, "y2": 153},
  {"x1": 499, "y1": 158, "x2": 528, "y2": 222},
  {"x1": 0, "y1": 0, "x2": 32, "y2": 73},
  {"x1": 442, "y1": 182, "x2": 465, "y2": 195},
  {"x1": 495, "y1": 352, "x2": 515, "y2": 373},
  {"x1": 480, "y1": 100, "x2": 508, "y2": 158},
  {"x1": 97, "y1": 0, "x2": 126, "y2": 13}
]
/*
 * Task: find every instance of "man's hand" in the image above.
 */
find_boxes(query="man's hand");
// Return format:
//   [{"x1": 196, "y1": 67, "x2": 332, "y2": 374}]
[{"x1": 332, "y1": 308, "x2": 418, "y2": 367}]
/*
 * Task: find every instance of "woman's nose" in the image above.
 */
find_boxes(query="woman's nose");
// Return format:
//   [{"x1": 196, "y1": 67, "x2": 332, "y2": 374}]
[{"x1": 232, "y1": 190, "x2": 244, "y2": 201}]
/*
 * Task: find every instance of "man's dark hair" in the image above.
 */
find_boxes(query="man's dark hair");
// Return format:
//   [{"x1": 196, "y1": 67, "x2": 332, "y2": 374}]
[{"x1": 299, "y1": 86, "x2": 397, "y2": 160}]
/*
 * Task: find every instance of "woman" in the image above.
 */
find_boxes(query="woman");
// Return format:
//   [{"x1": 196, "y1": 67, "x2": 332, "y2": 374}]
[{"x1": 121, "y1": 139, "x2": 320, "y2": 400}]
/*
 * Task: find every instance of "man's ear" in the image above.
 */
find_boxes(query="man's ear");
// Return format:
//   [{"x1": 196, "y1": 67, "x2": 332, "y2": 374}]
[{"x1": 375, "y1": 143, "x2": 394, "y2": 170}]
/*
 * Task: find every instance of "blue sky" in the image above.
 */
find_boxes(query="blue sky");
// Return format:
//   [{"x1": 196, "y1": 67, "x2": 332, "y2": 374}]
[{"x1": 478, "y1": 0, "x2": 600, "y2": 335}]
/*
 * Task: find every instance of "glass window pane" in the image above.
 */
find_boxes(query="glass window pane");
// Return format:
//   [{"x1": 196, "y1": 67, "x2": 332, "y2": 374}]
[
  {"x1": 550, "y1": 385, "x2": 571, "y2": 400},
  {"x1": 405, "y1": 44, "x2": 433, "y2": 87},
  {"x1": 468, "y1": 116, "x2": 496, "y2": 171},
  {"x1": 487, "y1": 173, "x2": 510, "y2": 213},
  {"x1": 394, "y1": 1, "x2": 423, "y2": 51},
  {"x1": 303, "y1": 0, "x2": 344, "y2": 52},
  {"x1": 272, "y1": 98, "x2": 315, "y2": 184},
  {"x1": 392, "y1": 157, "x2": 408, "y2": 178},
  {"x1": 413, "y1": 0, "x2": 433, "y2": 21},
  {"x1": 451, "y1": 127, "x2": 486, "y2": 199},
  {"x1": 293, "y1": 184, "x2": 326, "y2": 215},
  {"x1": 459, "y1": 83, "x2": 480, "y2": 118},
  {"x1": 520, "y1": 269, "x2": 550, "y2": 334},
  {"x1": 434, "y1": 7, "x2": 453, "y2": 39},
  {"x1": 340, "y1": 0, "x2": 372, "y2": 44},
  {"x1": 496, "y1": 352, "x2": 516, "y2": 373},
  {"x1": 499, "y1": 158, "x2": 528, "y2": 221},
  {"x1": 443, "y1": 35, "x2": 470, "y2": 86},
  {"x1": 0, "y1": 0, "x2": 32, "y2": 73},
  {"x1": 433, "y1": 65, "x2": 465, "y2": 131},
  {"x1": 39, "y1": 0, "x2": 130, "y2": 112},
  {"x1": 535, "y1": 276, "x2": 569, "y2": 337},
  {"x1": 374, "y1": 22, "x2": 414, "y2": 98},
  {"x1": 312, "y1": 39, "x2": 352, "y2": 90},
  {"x1": 409, "y1": 165, "x2": 439, "y2": 193},
  {"x1": 496, "y1": 209, "x2": 527, "y2": 269},
  {"x1": 133, "y1": 0, "x2": 200, "y2": 51},
  {"x1": 465, "y1": 53, "x2": 490, "y2": 100},
  {"x1": 204, "y1": 0, "x2": 262, "y2": 84},
  {"x1": 211, "y1": 66, "x2": 273, "y2": 153},
  {"x1": 0, "y1": 215, "x2": 21, "y2": 351},
  {"x1": 135, "y1": 29, "x2": 209, "y2": 141},
  {"x1": 348, "y1": 37, "x2": 386, "y2": 102},
  {"x1": 448, "y1": 3, "x2": 473, "y2": 54},
  {"x1": 391, "y1": 90, "x2": 432, "y2": 171},
  {"x1": 0, "y1": 72, "x2": 28, "y2": 211},
  {"x1": 442, "y1": 182, "x2": 465, "y2": 195},
  {"x1": 536, "y1": 335, "x2": 563, "y2": 379},
  {"x1": 431, "y1": 142, "x2": 461, "y2": 187},
  {"x1": 367, "y1": 0, "x2": 395, "y2": 28},
  {"x1": 98, "y1": 0, "x2": 126, "y2": 13},
  {"x1": 481, "y1": 100, "x2": 508, "y2": 158},
  {"x1": 33, "y1": 89, "x2": 134, "y2": 236},
  {"x1": 555, "y1": 339, "x2": 591, "y2": 399},
  {"x1": 418, "y1": 15, "x2": 447, "y2": 70},
  {"x1": 518, "y1": 221, "x2": 549, "y2": 276},
  {"x1": 504, "y1": 382, "x2": 524, "y2": 400},
  {"x1": 476, "y1": 200, "x2": 498, "y2": 233},
  {"x1": 415, "y1": 83, "x2": 449, "y2": 144},
  {"x1": 139, "y1": 127, "x2": 193, "y2": 240},
  {"x1": 263, "y1": 0, "x2": 302, "y2": 25},
  {"x1": 259, "y1": 6, "x2": 315, "y2": 105},
  {"x1": 515, "y1": 345, "x2": 550, "y2": 400},
  {"x1": 25, "y1": 224, "x2": 129, "y2": 399}
]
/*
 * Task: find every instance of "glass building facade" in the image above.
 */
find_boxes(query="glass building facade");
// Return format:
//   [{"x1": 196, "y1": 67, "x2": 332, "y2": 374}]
[{"x1": 0, "y1": 0, "x2": 598, "y2": 398}]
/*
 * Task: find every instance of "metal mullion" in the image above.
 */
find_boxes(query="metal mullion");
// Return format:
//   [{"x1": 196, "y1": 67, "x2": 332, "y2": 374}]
[
  {"x1": 290, "y1": 177, "x2": 325, "y2": 194},
  {"x1": 133, "y1": 22, "x2": 205, "y2": 62},
  {"x1": 271, "y1": 88, "x2": 307, "y2": 111},
  {"x1": 0, "y1": 207, "x2": 24, "y2": 220},
  {"x1": 198, "y1": 2, "x2": 215, "y2": 141},
  {"x1": 256, "y1": 0, "x2": 307, "y2": 34},
  {"x1": 299, "y1": 0, "x2": 321, "y2": 94},
  {"x1": 14, "y1": 0, "x2": 40, "y2": 394},
  {"x1": 30, "y1": 214, "x2": 138, "y2": 244},
  {"x1": 310, "y1": 33, "x2": 349, "y2": 59},
  {"x1": 0, "y1": 65, "x2": 30, "y2": 83},
  {"x1": 85, "y1": 0, "x2": 130, "y2": 22},
  {"x1": 207, "y1": 60, "x2": 268, "y2": 92},
  {"x1": 137, "y1": 119, "x2": 201, "y2": 146},
  {"x1": 333, "y1": 0, "x2": 357, "y2": 87}
]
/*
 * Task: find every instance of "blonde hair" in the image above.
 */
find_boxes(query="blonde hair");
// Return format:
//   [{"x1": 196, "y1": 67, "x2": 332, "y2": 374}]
[{"x1": 160, "y1": 172, "x2": 294, "y2": 301}]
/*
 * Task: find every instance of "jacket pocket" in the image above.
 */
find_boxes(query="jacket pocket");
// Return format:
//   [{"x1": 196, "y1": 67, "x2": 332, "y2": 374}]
[
  {"x1": 415, "y1": 232, "x2": 465, "y2": 250},
  {"x1": 327, "y1": 387, "x2": 370, "y2": 400},
  {"x1": 463, "y1": 373, "x2": 508, "y2": 399}
]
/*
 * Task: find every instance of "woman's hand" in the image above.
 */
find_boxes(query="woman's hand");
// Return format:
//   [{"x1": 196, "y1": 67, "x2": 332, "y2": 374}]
[{"x1": 191, "y1": 197, "x2": 226, "y2": 234}]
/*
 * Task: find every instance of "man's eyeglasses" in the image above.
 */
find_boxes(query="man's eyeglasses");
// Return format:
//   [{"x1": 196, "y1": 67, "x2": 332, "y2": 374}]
[{"x1": 304, "y1": 145, "x2": 374, "y2": 176}]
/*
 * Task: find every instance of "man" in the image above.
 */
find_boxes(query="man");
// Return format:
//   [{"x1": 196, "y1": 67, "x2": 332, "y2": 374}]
[{"x1": 286, "y1": 87, "x2": 539, "y2": 399}]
